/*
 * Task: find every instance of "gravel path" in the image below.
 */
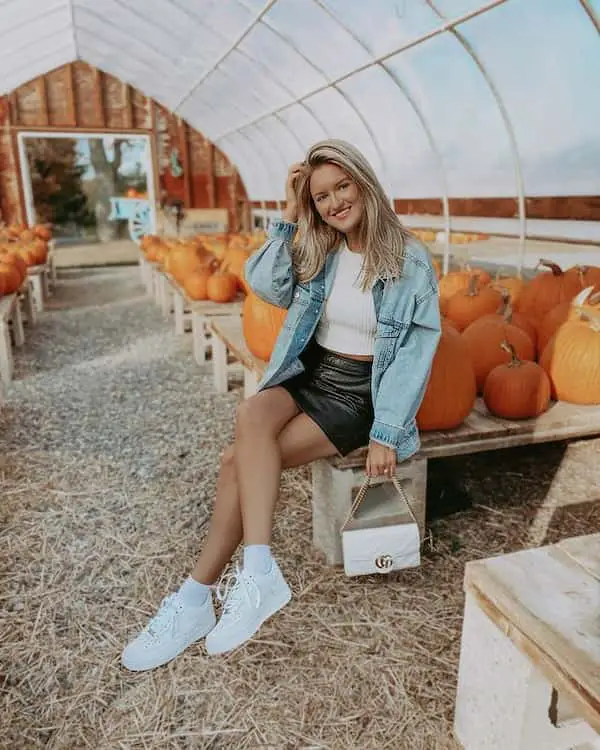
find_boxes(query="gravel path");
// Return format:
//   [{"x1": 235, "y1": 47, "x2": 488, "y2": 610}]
[{"x1": 1, "y1": 266, "x2": 598, "y2": 750}]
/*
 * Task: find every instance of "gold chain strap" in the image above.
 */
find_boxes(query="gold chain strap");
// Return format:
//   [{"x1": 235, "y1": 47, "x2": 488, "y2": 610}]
[{"x1": 341, "y1": 475, "x2": 419, "y2": 532}]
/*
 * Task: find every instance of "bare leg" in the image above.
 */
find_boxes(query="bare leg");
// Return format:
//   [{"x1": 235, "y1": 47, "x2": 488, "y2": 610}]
[
  {"x1": 191, "y1": 408, "x2": 337, "y2": 584},
  {"x1": 234, "y1": 387, "x2": 300, "y2": 545}
]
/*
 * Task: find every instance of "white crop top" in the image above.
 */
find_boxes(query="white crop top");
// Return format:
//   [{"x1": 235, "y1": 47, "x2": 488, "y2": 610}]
[{"x1": 315, "y1": 243, "x2": 377, "y2": 356}]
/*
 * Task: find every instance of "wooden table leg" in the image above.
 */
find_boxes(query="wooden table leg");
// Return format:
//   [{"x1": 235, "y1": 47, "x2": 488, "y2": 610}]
[
  {"x1": 29, "y1": 275, "x2": 44, "y2": 313},
  {"x1": 11, "y1": 299, "x2": 25, "y2": 348},
  {"x1": 211, "y1": 334, "x2": 228, "y2": 393},
  {"x1": 0, "y1": 321, "x2": 13, "y2": 384}
]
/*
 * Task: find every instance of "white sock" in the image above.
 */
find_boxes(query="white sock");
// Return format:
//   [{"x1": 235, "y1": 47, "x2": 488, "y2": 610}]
[
  {"x1": 243, "y1": 544, "x2": 273, "y2": 575},
  {"x1": 179, "y1": 576, "x2": 210, "y2": 606}
]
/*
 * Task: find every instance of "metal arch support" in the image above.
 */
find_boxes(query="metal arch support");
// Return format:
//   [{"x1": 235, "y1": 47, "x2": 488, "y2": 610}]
[
  {"x1": 426, "y1": 0, "x2": 527, "y2": 275},
  {"x1": 213, "y1": 0, "x2": 510, "y2": 142},
  {"x1": 166, "y1": 0, "x2": 333, "y2": 149},
  {"x1": 312, "y1": 0, "x2": 452, "y2": 267},
  {"x1": 227, "y1": 8, "x2": 388, "y2": 195},
  {"x1": 578, "y1": 0, "x2": 600, "y2": 33},
  {"x1": 173, "y1": 0, "x2": 281, "y2": 112},
  {"x1": 380, "y1": 66, "x2": 452, "y2": 270}
]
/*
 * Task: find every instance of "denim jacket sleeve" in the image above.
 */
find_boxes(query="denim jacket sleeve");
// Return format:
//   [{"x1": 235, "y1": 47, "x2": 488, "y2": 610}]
[
  {"x1": 244, "y1": 220, "x2": 297, "y2": 309},
  {"x1": 369, "y1": 277, "x2": 442, "y2": 451}
]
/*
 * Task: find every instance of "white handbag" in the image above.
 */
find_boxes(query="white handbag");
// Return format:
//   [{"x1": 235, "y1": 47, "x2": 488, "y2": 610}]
[{"x1": 341, "y1": 475, "x2": 421, "y2": 577}]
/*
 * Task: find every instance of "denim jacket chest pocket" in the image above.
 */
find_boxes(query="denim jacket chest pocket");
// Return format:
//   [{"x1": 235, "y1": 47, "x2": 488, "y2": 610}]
[{"x1": 374, "y1": 287, "x2": 415, "y2": 369}]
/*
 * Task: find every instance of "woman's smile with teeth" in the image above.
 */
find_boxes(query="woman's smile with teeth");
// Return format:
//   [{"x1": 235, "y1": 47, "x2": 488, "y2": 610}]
[{"x1": 332, "y1": 206, "x2": 351, "y2": 219}]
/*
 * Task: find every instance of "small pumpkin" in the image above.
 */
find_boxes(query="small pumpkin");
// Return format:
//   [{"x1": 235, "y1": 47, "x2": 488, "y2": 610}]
[
  {"x1": 537, "y1": 286, "x2": 600, "y2": 357},
  {"x1": 183, "y1": 270, "x2": 211, "y2": 301},
  {"x1": 416, "y1": 322, "x2": 477, "y2": 431},
  {"x1": 438, "y1": 265, "x2": 491, "y2": 306},
  {"x1": 566, "y1": 264, "x2": 600, "y2": 291},
  {"x1": 462, "y1": 315, "x2": 535, "y2": 392},
  {"x1": 480, "y1": 289, "x2": 538, "y2": 350},
  {"x1": 539, "y1": 309, "x2": 600, "y2": 405},
  {"x1": 483, "y1": 341, "x2": 551, "y2": 420},
  {"x1": 445, "y1": 275, "x2": 503, "y2": 332},
  {"x1": 493, "y1": 273, "x2": 526, "y2": 307},
  {"x1": 206, "y1": 271, "x2": 238, "y2": 303},
  {"x1": 242, "y1": 290, "x2": 287, "y2": 361},
  {"x1": 516, "y1": 258, "x2": 583, "y2": 322},
  {"x1": 0, "y1": 262, "x2": 21, "y2": 294}
]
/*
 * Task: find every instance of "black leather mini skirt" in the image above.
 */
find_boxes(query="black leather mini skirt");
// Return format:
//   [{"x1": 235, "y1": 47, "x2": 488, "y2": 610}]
[{"x1": 279, "y1": 340, "x2": 374, "y2": 456}]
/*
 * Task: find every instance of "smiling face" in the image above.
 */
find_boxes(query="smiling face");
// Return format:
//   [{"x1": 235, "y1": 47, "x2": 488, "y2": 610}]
[{"x1": 309, "y1": 163, "x2": 364, "y2": 237}]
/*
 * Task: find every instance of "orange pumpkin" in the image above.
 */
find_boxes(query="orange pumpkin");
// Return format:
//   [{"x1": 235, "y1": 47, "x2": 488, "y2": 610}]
[
  {"x1": 483, "y1": 342, "x2": 551, "y2": 419},
  {"x1": 416, "y1": 323, "x2": 476, "y2": 431},
  {"x1": 566, "y1": 264, "x2": 600, "y2": 291},
  {"x1": 515, "y1": 259, "x2": 583, "y2": 323},
  {"x1": 0, "y1": 262, "x2": 21, "y2": 294},
  {"x1": 0, "y1": 251, "x2": 27, "y2": 285},
  {"x1": 33, "y1": 224, "x2": 52, "y2": 241},
  {"x1": 539, "y1": 310, "x2": 600, "y2": 405},
  {"x1": 438, "y1": 266, "x2": 491, "y2": 306},
  {"x1": 206, "y1": 271, "x2": 238, "y2": 303},
  {"x1": 462, "y1": 315, "x2": 535, "y2": 392},
  {"x1": 220, "y1": 247, "x2": 250, "y2": 286},
  {"x1": 477, "y1": 290, "x2": 538, "y2": 350},
  {"x1": 183, "y1": 270, "x2": 211, "y2": 301},
  {"x1": 242, "y1": 290, "x2": 287, "y2": 361},
  {"x1": 493, "y1": 274, "x2": 526, "y2": 307},
  {"x1": 445, "y1": 276, "x2": 503, "y2": 332},
  {"x1": 537, "y1": 286, "x2": 600, "y2": 357}
]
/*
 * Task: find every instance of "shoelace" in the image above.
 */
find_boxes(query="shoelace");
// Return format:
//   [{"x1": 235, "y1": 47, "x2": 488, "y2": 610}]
[
  {"x1": 145, "y1": 593, "x2": 180, "y2": 640},
  {"x1": 215, "y1": 564, "x2": 260, "y2": 621}
]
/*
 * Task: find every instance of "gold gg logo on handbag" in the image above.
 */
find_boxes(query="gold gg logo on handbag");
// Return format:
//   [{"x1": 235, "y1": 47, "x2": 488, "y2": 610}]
[{"x1": 375, "y1": 554, "x2": 393, "y2": 570}]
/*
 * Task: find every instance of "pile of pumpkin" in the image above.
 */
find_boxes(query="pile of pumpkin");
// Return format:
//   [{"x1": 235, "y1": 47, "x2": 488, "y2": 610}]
[
  {"x1": 0, "y1": 223, "x2": 51, "y2": 298},
  {"x1": 417, "y1": 259, "x2": 600, "y2": 432},
  {"x1": 139, "y1": 230, "x2": 285, "y2": 361}
]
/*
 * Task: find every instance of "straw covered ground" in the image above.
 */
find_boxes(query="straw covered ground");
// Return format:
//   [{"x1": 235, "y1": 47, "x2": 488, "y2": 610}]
[{"x1": 1, "y1": 266, "x2": 598, "y2": 750}]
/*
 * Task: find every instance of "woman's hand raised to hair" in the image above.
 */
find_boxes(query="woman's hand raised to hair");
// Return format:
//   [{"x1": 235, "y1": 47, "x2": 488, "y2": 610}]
[
  {"x1": 365, "y1": 440, "x2": 397, "y2": 478},
  {"x1": 282, "y1": 162, "x2": 308, "y2": 224}
]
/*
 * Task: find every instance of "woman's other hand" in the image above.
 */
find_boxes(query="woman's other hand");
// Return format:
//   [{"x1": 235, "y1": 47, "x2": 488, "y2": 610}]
[
  {"x1": 282, "y1": 162, "x2": 308, "y2": 224},
  {"x1": 365, "y1": 440, "x2": 397, "y2": 478}
]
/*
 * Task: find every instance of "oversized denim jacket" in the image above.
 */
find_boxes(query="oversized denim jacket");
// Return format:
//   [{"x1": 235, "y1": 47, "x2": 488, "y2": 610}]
[{"x1": 244, "y1": 219, "x2": 442, "y2": 461}]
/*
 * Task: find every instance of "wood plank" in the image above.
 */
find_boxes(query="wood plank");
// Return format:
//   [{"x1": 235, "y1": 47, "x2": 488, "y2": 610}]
[
  {"x1": 557, "y1": 534, "x2": 600, "y2": 583},
  {"x1": 179, "y1": 119, "x2": 192, "y2": 208},
  {"x1": 207, "y1": 143, "x2": 216, "y2": 209},
  {"x1": 66, "y1": 63, "x2": 77, "y2": 127},
  {"x1": 332, "y1": 400, "x2": 600, "y2": 468},
  {"x1": 465, "y1": 542, "x2": 600, "y2": 733},
  {"x1": 94, "y1": 69, "x2": 105, "y2": 128},
  {"x1": 37, "y1": 76, "x2": 49, "y2": 126},
  {"x1": 123, "y1": 84, "x2": 134, "y2": 130},
  {"x1": 210, "y1": 317, "x2": 266, "y2": 376}
]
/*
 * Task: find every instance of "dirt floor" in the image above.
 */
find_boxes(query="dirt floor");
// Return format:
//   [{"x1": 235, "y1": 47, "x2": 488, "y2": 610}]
[{"x1": 1, "y1": 266, "x2": 598, "y2": 750}]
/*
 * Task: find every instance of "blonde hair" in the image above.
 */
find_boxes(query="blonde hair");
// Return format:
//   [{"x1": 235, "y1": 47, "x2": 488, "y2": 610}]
[{"x1": 293, "y1": 139, "x2": 412, "y2": 290}]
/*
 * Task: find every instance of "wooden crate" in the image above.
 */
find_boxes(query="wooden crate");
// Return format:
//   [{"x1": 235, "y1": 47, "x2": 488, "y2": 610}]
[{"x1": 454, "y1": 533, "x2": 600, "y2": 749}]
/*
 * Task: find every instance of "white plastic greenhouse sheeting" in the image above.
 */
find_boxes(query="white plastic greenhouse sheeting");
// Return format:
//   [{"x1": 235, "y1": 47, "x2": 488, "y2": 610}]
[{"x1": 1, "y1": 2, "x2": 599, "y2": 232}]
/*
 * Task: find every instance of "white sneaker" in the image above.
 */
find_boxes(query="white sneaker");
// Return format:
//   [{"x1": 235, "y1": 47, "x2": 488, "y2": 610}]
[
  {"x1": 121, "y1": 590, "x2": 216, "y2": 671},
  {"x1": 205, "y1": 560, "x2": 292, "y2": 656}
]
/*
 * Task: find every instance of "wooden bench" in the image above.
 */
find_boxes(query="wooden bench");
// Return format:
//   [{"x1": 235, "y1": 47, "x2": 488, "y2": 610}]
[
  {"x1": 454, "y1": 533, "x2": 600, "y2": 750},
  {"x1": 210, "y1": 316, "x2": 266, "y2": 398},
  {"x1": 0, "y1": 292, "x2": 25, "y2": 391},
  {"x1": 208, "y1": 315, "x2": 600, "y2": 565}
]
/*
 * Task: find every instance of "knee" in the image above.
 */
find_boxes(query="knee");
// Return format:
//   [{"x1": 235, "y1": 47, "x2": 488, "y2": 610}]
[
  {"x1": 219, "y1": 444, "x2": 235, "y2": 473},
  {"x1": 235, "y1": 395, "x2": 269, "y2": 437}
]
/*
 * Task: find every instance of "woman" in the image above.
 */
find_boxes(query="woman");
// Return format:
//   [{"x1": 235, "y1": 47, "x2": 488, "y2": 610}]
[{"x1": 121, "y1": 139, "x2": 441, "y2": 671}]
